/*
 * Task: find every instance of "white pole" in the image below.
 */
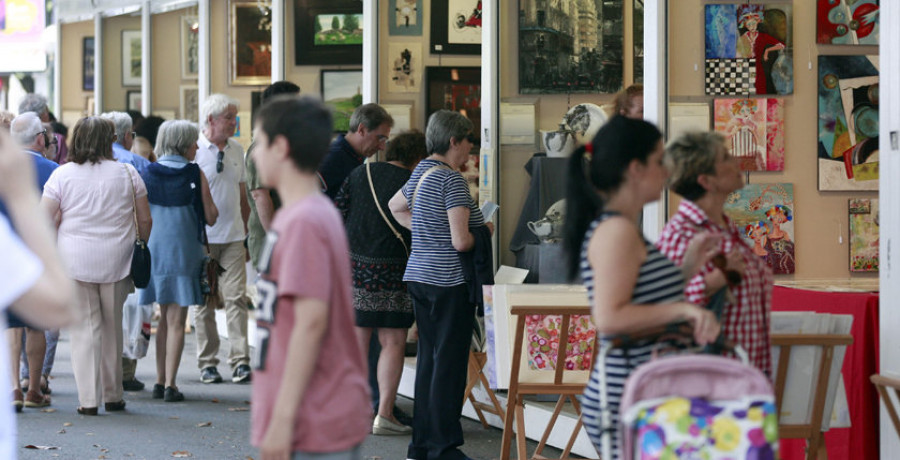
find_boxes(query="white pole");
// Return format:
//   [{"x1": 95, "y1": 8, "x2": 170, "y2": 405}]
[
  {"x1": 198, "y1": 0, "x2": 210, "y2": 107},
  {"x1": 270, "y1": 0, "x2": 284, "y2": 82},
  {"x1": 361, "y1": 0, "x2": 377, "y2": 103},
  {"x1": 642, "y1": 0, "x2": 666, "y2": 240},
  {"x1": 93, "y1": 13, "x2": 102, "y2": 115},
  {"x1": 141, "y1": 1, "x2": 151, "y2": 115}
]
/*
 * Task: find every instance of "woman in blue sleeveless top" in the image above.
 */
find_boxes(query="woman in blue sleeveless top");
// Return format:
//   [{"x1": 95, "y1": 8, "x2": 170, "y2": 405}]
[
  {"x1": 561, "y1": 116, "x2": 722, "y2": 459},
  {"x1": 138, "y1": 120, "x2": 218, "y2": 402}
]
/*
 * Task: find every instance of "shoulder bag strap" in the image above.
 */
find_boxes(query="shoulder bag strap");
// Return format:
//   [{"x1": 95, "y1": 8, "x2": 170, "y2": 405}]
[
  {"x1": 366, "y1": 162, "x2": 408, "y2": 257},
  {"x1": 122, "y1": 163, "x2": 140, "y2": 241},
  {"x1": 410, "y1": 164, "x2": 451, "y2": 211}
]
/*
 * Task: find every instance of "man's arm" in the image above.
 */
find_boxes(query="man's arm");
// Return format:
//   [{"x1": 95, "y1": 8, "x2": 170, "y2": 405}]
[
  {"x1": 258, "y1": 297, "x2": 328, "y2": 460},
  {"x1": 239, "y1": 182, "x2": 251, "y2": 231},
  {"x1": 251, "y1": 189, "x2": 275, "y2": 231}
]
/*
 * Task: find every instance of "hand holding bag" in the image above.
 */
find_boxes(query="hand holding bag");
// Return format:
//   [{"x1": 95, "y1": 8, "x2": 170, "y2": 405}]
[
  {"x1": 201, "y1": 229, "x2": 226, "y2": 309},
  {"x1": 124, "y1": 164, "x2": 151, "y2": 289}
]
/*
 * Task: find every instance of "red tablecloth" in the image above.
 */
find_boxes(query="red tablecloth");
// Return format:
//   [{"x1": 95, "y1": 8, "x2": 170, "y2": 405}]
[{"x1": 772, "y1": 286, "x2": 880, "y2": 460}]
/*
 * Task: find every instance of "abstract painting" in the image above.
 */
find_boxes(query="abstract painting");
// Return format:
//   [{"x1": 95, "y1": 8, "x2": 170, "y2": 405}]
[
  {"x1": 849, "y1": 198, "x2": 879, "y2": 272},
  {"x1": 321, "y1": 69, "x2": 362, "y2": 133},
  {"x1": 725, "y1": 183, "x2": 795, "y2": 274},
  {"x1": 817, "y1": 0, "x2": 879, "y2": 45},
  {"x1": 430, "y1": 0, "x2": 481, "y2": 54},
  {"x1": 705, "y1": 4, "x2": 793, "y2": 96},
  {"x1": 519, "y1": 0, "x2": 624, "y2": 94},
  {"x1": 714, "y1": 98, "x2": 784, "y2": 171},
  {"x1": 817, "y1": 55, "x2": 879, "y2": 191},
  {"x1": 389, "y1": 0, "x2": 422, "y2": 36},
  {"x1": 387, "y1": 42, "x2": 421, "y2": 93},
  {"x1": 525, "y1": 315, "x2": 595, "y2": 371}
]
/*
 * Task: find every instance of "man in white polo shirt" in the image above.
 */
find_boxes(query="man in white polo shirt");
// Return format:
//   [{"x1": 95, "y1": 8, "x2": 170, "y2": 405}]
[{"x1": 194, "y1": 94, "x2": 252, "y2": 384}]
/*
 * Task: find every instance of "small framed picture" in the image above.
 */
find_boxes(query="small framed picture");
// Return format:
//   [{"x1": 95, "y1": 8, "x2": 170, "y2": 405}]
[
  {"x1": 82, "y1": 37, "x2": 95, "y2": 91},
  {"x1": 181, "y1": 16, "x2": 199, "y2": 80},
  {"x1": 320, "y1": 69, "x2": 362, "y2": 132},
  {"x1": 294, "y1": 0, "x2": 363, "y2": 65},
  {"x1": 121, "y1": 30, "x2": 141, "y2": 87},
  {"x1": 180, "y1": 85, "x2": 200, "y2": 122},
  {"x1": 229, "y1": 0, "x2": 272, "y2": 86},
  {"x1": 127, "y1": 91, "x2": 142, "y2": 112}
]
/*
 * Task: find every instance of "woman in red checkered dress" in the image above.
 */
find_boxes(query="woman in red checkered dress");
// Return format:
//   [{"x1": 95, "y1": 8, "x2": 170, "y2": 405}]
[{"x1": 657, "y1": 131, "x2": 774, "y2": 377}]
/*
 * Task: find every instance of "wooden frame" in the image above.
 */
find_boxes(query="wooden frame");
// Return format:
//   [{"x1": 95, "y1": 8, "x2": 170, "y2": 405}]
[
  {"x1": 126, "y1": 90, "x2": 141, "y2": 112},
  {"x1": 430, "y1": 0, "x2": 481, "y2": 55},
  {"x1": 293, "y1": 0, "x2": 363, "y2": 65},
  {"x1": 82, "y1": 37, "x2": 94, "y2": 91},
  {"x1": 389, "y1": 0, "x2": 422, "y2": 36},
  {"x1": 871, "y1": 374, "x2": 900, "y2": 441},
  {"x1": 180, "y1": 84, "x2": 199, "y2": 122},
  {"x1": 320, "y1": 69, "x2": 362, "y2": 133},
  {"x1": 424, "y1": 66, "x2": 481, "y2": 143},
  {"x1": 121, "y1": 30, "x2": 141, "y2": 87},
  {"x1": 229, "y1": 0, "x2": 272, "y2": 86},
  {"x1": 181, "y1": 15, "x2": 199, "y2": 80}
]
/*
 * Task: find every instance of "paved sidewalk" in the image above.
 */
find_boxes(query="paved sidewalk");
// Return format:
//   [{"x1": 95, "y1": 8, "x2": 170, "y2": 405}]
[{"x1": 14, "y1": 328, "x2": 568, "y2": 459}]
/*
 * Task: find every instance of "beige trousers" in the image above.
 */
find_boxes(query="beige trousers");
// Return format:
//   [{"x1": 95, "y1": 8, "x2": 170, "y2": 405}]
[
  {"x1": 70, "y1": 278, "x2": 132, "y2": 408},
  {"x1": 194, "y1": 240, "x2": 250, "y2": 371}
]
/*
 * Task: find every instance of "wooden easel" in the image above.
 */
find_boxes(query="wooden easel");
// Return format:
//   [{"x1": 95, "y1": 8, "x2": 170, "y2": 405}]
[
  {"x1": 871, "y1": 373, "x2": 900, "y2": 440},
  {"x1": 499, "y1": 303, "x2": 599, "y2": 460},
  {"x1": 463, "y1": 351, "x2": 506, "y2": 428},
  {"x1": 771, "y1": 333, "x2": 853, "y2": 460}
]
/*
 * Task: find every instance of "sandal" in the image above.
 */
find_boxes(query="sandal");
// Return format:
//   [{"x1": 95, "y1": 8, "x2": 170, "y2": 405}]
[{"x1": 76, "y1": 406, "x2": 98, "y2": 416}]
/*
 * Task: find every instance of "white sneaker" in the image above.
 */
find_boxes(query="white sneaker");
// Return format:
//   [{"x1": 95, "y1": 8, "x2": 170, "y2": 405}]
[{"x1": 372, "y1": 414, "x2": 412, "y2": 435}]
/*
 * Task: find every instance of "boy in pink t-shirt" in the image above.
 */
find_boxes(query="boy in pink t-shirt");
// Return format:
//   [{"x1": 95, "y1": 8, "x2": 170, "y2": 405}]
[{"x1": 250, "y1": 95, "x2": 370, "y2": 459}]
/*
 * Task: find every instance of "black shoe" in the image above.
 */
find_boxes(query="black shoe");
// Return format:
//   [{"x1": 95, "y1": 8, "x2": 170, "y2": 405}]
[
  {"x1": 164, "y1": 386, "x2": 184, "y2": 402},
  {"x1": 393, "y1": 406, "x2": 413, "y2": 426},
  {"x1": 104, "y1": 400, "x2": 126, "y2": 412},
  {"x1": 200, "y1": 367, "x2": 223, "y2": 384},
  {"x1": 122, "y1": 378, "x2": 145, "y2": 392},
  {"x1": 232, "y1": 364, "x2": 251, "y2": 383},
  {"x1": 152, "y1": 384, "x2": 165, "y2": 399}
]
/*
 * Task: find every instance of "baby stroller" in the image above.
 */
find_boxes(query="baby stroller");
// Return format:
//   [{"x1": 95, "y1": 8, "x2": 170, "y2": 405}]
[{"x1": 597, "y1": 289, "x2": 778, "y2": 459}]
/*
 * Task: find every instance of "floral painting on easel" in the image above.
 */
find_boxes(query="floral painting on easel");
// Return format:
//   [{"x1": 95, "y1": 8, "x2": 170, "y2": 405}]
[
  {"x1": 849, "y1": 198, "x2": 879, "y2": 272},
  {"x1": 725, "y1": 183, "x2": 795, "y2": 274},
  {"x1": 525, "y1": 315, "x2": 595, "y2": 371}
]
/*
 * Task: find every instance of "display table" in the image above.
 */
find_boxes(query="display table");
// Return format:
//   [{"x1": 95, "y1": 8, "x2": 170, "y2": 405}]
[{"x1": 772, "y1": 286, "x2": 880, "y2": 460}]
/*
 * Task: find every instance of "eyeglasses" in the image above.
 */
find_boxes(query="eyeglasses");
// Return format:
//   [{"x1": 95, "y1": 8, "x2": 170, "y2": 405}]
[
  {"x1": 33, "y1": 129, "x2": 47, "y2": 138},
  {"x1": 376, "y1": 134, "x2": 389, "y2": 144},
  {"x1": 216, "y1": 151, "x2": 224, "y2": 173}
]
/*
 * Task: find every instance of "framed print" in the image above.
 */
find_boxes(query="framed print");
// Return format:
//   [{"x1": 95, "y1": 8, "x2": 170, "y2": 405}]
[
  {"x1": 83, "y1": 37, "x2": 94, "y2": 91},
  {"x1": 229, "y1": 0, "x2": 272, "y2": 86},
  {"x1": 389, "y1": 0, "x2": 422, "y2": 36},
  {"x1": 126, "y1": 91, "x2": 142, "y2": 112},
  {"x1": 320, "y1": 69, "x2": 362, "y2": 133},
  {"x1": 181, "y1": 15, "x2": 199, "y2": 79},
  {"x1": 724, "y1": 183, "x2": 795, "y2": 274},
  {"x1": 180, "y1": 85, "x2": 199, "y2": 122},
  {"x1": 294, "y1": 0, "x2": 363, "y2": 65},
  {"x1": 425, "y1": 66, "x2": 481, "y2": 142},
  {"x1": 431, "y1": 0, "x2": 481, "y2": 55},
  {"x1": 817, "y1": 0, "x2": 879, "y2": 45},
  {"x1": 849, "y1": 198, "x2": 879, "y2": 272},
  {"x1": 388, "y1": 42, "x2": 421, "y2": 93},
  {"x1": 121, "y1": 30, "x2": 141, "y2": 87},
  {"x1": 713, "y1": 98, "x2": 785, "y2": 171}
]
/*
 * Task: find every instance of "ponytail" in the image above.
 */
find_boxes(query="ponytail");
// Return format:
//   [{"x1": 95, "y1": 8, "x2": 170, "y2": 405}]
[{"x1": 563, "y1": 145, "x2": 603, "y2": 281}]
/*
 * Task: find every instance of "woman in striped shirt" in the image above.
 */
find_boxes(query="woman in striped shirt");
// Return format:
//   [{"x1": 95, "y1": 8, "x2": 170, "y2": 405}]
[{"x1": 561, "y1": 115, "x2": 721, "y2": 459}]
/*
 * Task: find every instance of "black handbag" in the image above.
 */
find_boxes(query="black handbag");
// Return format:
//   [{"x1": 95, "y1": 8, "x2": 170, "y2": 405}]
[{"x1": 124, "y1": 164, "x2": 151, "y2": 288}]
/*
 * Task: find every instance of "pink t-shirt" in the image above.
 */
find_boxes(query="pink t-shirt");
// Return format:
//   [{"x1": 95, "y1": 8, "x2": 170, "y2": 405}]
[
  {"x1": 42, "y1": 160, "x2": 147, "y2": 283},
  {"x1": 251, "y1": 193, "x2": 370, "y2": 453}
]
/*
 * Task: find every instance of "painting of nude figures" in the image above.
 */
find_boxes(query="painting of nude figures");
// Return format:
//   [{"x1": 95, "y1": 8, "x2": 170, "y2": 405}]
[
  {"x1": 724, "y1": 183, "x2": 795, "y2": 274},
  {"x1": 714, "y1": 98, "x2": 784, "y2": 171}
]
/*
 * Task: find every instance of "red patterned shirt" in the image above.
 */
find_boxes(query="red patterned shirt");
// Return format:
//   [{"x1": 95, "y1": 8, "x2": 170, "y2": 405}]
[{"x1": 658, "y1": 200, "x2": 773, "y2": 377}]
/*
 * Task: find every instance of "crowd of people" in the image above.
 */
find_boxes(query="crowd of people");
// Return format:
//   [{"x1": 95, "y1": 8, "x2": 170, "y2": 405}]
[{"x1": 0, "y1": 82, "x2": 774, "y2": 460}]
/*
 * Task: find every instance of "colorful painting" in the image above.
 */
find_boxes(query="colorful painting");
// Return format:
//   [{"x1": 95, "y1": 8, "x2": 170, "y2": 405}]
[
  {"x1": 313, "y1": 14, "x2": 363, "y2": 45},
  {"x1": 387, "y1": 42, "x2": 421, "y2": 93},
  {"x1": 714, "y1": 98, "x2": 784, "y2": 171},
  {"x1": 389, "y1": 0, "x2": 422, "y2": 36},
  {"x1": 705, "y1": 4, "x2": 793, "y2": 96},
  {"x1": 817, "y1": 0, "x2": 879, "y2": 45},
  {"x1": 725, "y1": 183, "x2": 795, "y2": 274},
  {"x1": 849, "y1": 198, "x2": 879, "y2": 272},
  {"x1": 817, "y1": 55, "x2": 879, "y2": 191},
  {"x1": 321, "y1": 69, "x2": 362, "y2": 133},
  {"x1": 525, "y1": 315, "x2": 596, "y2": 371}
]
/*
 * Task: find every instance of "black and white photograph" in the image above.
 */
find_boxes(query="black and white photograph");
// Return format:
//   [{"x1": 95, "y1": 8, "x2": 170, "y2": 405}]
[{"x1": 519, "y1": 0, "x2": 625, "y2": 94}]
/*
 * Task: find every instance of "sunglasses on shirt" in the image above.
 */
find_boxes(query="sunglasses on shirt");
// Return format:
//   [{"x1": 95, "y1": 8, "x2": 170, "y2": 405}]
[{"x1": 216, "y1": 151, "x2": 224, "y2": 173}]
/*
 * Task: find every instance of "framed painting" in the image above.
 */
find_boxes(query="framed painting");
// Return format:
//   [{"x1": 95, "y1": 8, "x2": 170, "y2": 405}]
[
  {"x1": 387, "y1": 42, "x2": 421, "y2": 93},
  {"x1": 126, "y1": 91, "x2": 141, "y2": 112},
  {"x1": 425, "y1": 66, "x2": 481, "y2": 142},
  {"x1": 229, "y1": 0, "x2": 272, "y2": 86},
  {"x1": 121, "y1": 30, "x2": 141, "y2": 87},
  {"x1": 817, "y1": 0, "x2": 879, "y2": 45},
  {"x1": 320, "y1": 69, "x2": 362, "y2": 133},
  {"x1": 180, "y1": 84, "x2": 199, "y2": 122},
  {"x1": 704, "y1": 4, "x2": 793, "y2": 96},
  {"x1": 181, "y1": 15, "x2": 199, "y2": 80},
  {"x1": 849, "y1": 198, "x2": 879, "y2": 272},
  {"x1": 294, "y1": 0, "x2": 362, "y2": 65},
  {"x1": 713, "y1": 98, "x2": 784, "y2": 171},
  {"x1": 519, "y1": 0, "x2": 624, "y2": 94},
  {"x1": 389, "y1": 0, "x2": 422, "y2": 36},
  {"x1": 430, "y1": 0, "x2": 481, "y2": 55},
  {"x1": 724, "y1": 183, "x2": 795, "y2": 274},
  {"x1": 818, "y1": 55, "x2": 879, "y2": 191},
  {"x1": 82, "y1": 37, "x2": 94, "y2": 91}
]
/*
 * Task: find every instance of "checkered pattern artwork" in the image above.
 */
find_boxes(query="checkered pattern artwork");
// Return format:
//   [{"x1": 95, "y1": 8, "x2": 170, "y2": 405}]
[{"x1": 705, "y1": 59, "x2": 757, "y2": 96}]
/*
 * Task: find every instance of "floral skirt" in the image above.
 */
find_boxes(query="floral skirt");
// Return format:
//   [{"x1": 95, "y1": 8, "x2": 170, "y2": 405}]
[{"x1": 353, "y1": 287, "x2": 414, "y2": 329}]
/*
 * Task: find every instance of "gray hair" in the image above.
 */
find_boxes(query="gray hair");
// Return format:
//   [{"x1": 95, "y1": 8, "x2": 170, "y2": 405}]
[
  {"x1": 10, "y1": 112, "x2": 44, "y2": 146},
  {"x1": 348, "y1": 103, "x2": 393, "y2": 133},
  {"x1": 155, "y1": 120, "x2": 199, "y2": 158},
  {"x1": 18, "y1": 94, "x2": 48, "y2": 117},
  {"x1": 200, "y1": 93, "x2": 239, "y2": 129},
  {"x1": 425, "y1": 110, "x2": 473, "y2": 155},
  {"x1": 99, "y1": 111, "x2": 133, "y2": 143},
  {"x1": 664, "y1": 131, "x2": 728, "y2": 201}
]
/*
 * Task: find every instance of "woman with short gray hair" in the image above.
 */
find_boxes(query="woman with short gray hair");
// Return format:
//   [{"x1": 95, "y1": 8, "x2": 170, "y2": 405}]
[
  {"x1": 657, "y1": 131, "x2": 773, "y2": 376},
  {"x1": 137, "y1": 120, "x2": 218, "y2": 402}
]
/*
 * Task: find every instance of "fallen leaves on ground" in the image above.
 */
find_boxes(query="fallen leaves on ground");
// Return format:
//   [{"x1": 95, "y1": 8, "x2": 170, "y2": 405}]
[
  {"x1": 24, "y1": 445, "x2": 59, "y2": 450},
  {"x1": 196, "y1": 421, "x2": 212, "y2": 427},
  {"x1": 63, "y1": 422, "x2": 72, "y2": 427},
  {"x1": 210, "y1": 398, "x2": 219, "y2": 403},
  {"x1": 227, "y1": 407, "x2": 248, "y2": 412},
  {"x1": 172, "y1": 451, "x2": 192, "y2": 458},
  {"x1": 40, "y1": 408, "x2": 57, "y2": 413}
]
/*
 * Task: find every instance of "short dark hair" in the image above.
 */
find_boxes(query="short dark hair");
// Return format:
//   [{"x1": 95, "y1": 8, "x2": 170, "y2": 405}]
[
  {"x1": 261, "y1": 80, "x2": 301, "y2": 103},
  {"x1": 348, "y1": 103, "x2": 393, "y2": 133},
  {"x1": 385, "y1": 130, "x2": 428, "y2": 168},
  {"x1": 135, "y1": 116, "x2": 166, "y2": 148},
  {"x1": 255, "y1": 95, "x2": 332, "y2": 173},
  {"x1": 70, "y1": 117, "x2": 116, "y2": 165}
]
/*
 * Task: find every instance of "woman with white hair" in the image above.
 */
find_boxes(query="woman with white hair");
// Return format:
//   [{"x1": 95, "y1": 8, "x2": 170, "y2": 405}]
[{"x1": 137, "y1": 120, "x2": 218, "y2": 402}]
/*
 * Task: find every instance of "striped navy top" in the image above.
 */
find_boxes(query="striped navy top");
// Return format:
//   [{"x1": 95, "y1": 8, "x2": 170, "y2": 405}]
[
  {"x1": 579, "y1": 212, "x2": 685, "y2": 459},
  {"x1": 401, "y1": 158, "x2": 484, "y2": 287}
]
